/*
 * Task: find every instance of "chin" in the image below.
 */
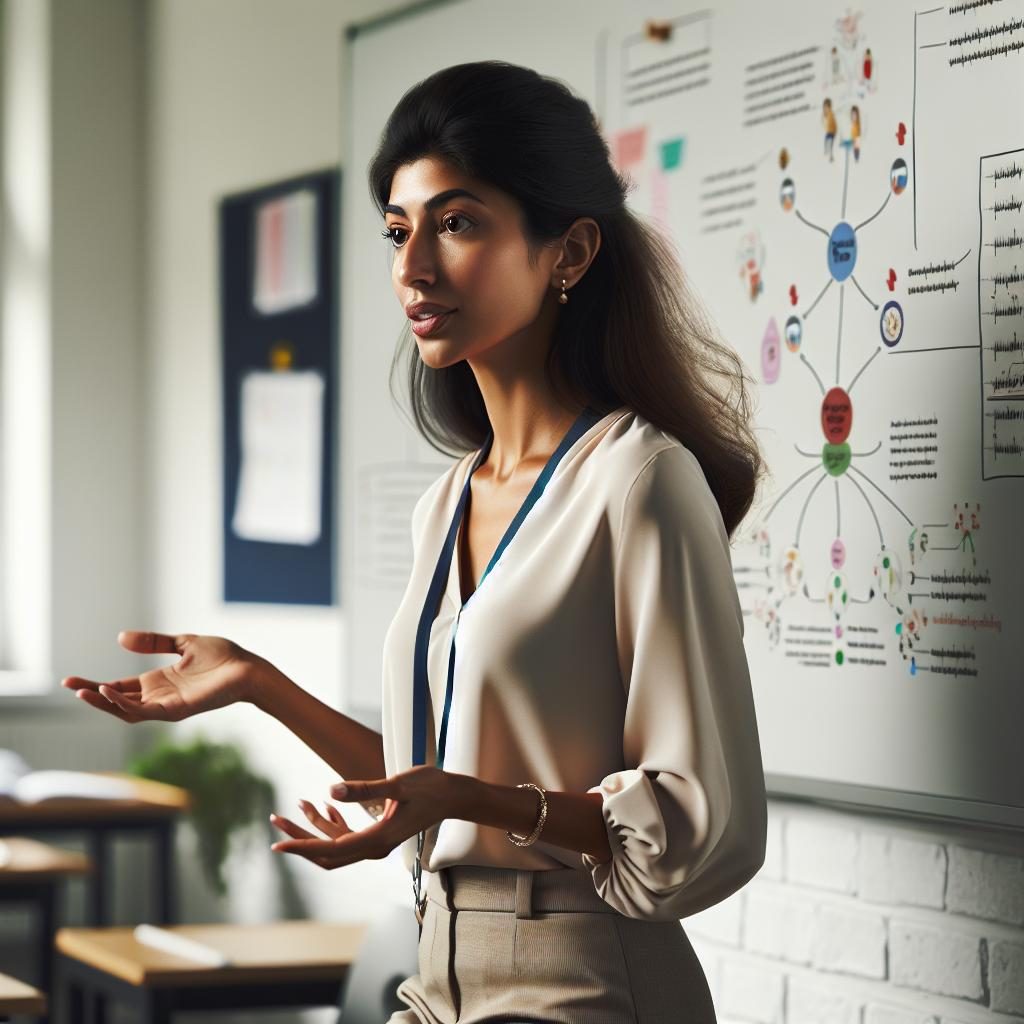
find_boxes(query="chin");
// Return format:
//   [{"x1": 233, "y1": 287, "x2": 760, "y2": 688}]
[{"x1": 415, "y1": 340, "x2": 462, "y2": 370}]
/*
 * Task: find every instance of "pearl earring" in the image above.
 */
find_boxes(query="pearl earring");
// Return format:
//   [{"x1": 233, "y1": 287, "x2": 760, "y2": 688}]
[{"x1": 558, "y1": 278, "x2": 568, "y2": 304}]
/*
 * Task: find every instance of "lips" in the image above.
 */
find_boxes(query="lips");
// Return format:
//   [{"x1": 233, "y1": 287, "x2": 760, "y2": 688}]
[
  {"x1": 409, "y1": 310, "x2": 456, "y2": 337},
  {"x1": 406, "y1": 301, "x2": 455, "y2": 317}
]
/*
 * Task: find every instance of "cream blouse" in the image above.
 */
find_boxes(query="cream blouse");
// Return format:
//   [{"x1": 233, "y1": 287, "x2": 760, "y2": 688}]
[{"x1": 376, "y1": 405, "x2": 767, "y2": 922}]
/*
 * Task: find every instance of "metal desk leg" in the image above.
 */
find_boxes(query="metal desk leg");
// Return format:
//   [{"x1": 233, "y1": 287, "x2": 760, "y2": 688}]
[
  {"x1": 154, "y1": 820, "x2": 176, "y2": 924},
  {"x1": 37, "y1": 882, "x2": 55, "y2": 1024},
  {"x1": 140, "y1": 988, "x2": 173, "y2": 1024},
  {"x1": 85, "y1": 830, "x2": 110, "y2": 925},
  {"x1": 64, "y1": 971, "x2": 85, "y2": 1024}
]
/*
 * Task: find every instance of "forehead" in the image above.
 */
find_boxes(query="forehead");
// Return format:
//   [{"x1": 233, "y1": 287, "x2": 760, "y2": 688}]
[{"x1": 387, "y1": 156, "x2": 505, "y2": 213}]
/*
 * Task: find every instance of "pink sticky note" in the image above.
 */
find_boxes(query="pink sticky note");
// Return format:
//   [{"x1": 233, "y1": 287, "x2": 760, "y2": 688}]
[{"x1": 614, "y1": 126, "x2": 647, "y2": 170}]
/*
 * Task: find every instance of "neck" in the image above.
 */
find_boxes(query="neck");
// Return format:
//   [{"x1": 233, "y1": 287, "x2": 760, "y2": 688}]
[
  {"x1": 464, "y1": 306, "x2": 590, "y2": 481},
  {"x1": 468, "y1": 362, "x2": 586, "y2": 483},
  {"x1": 484, "y1": 394, "x2": 588, "y2": 482}
]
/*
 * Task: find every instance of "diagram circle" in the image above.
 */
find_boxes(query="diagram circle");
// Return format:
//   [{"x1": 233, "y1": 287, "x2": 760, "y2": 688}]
[
  {"x1": 785, "y1": 314, "x2": 803, "y2": 351},
  {"x1": 827, "y1": 221, "x2": 858, "y2": 282},
  {"x1": 890, "y1": 158, "x2": 909, "y2": 195},
  {"x1": 880, "y1": 300, "x2": 904, "y2": 346}
]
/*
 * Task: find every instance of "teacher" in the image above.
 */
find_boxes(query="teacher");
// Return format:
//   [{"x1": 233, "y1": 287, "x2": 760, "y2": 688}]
[{"x1": 64, "y1": 59, "x2": 768, "y2": 1023}]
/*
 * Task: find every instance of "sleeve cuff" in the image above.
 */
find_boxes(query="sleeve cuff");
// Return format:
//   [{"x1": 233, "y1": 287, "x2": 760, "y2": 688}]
[{"x1": 580, "y1": 767, "x2": 714, "y2": 921}]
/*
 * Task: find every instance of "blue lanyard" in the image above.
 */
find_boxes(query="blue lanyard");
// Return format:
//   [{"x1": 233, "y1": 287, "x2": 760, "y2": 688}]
[{"x1": 409, "y1": 404, "x2": 601, "y2": 925}]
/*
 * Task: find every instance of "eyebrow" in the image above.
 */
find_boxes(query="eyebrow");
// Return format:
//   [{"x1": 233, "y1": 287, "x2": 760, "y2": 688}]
[{"x1": 384, "y1": 188, "x2": 487, "y2": 217}]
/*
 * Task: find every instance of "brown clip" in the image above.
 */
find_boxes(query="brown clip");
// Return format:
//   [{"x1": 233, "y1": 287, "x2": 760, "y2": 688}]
[{"x1": 645, "y1": 20, "x2": 673, "y2": 43}]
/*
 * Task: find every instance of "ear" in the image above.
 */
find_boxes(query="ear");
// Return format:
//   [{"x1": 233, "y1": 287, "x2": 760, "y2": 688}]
[{"x1": 552, "y1": 218, "x2": 602, "y2": 293}]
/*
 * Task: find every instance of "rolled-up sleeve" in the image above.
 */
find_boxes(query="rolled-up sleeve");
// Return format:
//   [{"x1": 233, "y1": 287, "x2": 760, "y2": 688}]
[{"x1": 581, "y1": 443, "x2": 767, "y2": 921}]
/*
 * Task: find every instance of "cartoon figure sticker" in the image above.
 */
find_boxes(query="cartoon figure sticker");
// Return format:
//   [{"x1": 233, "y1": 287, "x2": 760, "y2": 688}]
[
  {"x1": 737, "y1": 229, "x2": 766, "y2": 301},
  {"x1": 762, "y1": 317, "x2": 782, "y2": 383},
  {"x1": 823, "y1": 98, "x2": 838, "y2": 162},
  {"x1": 779, "y1": 545, "x2": 804, "y2": 595},
  {"x1": 848, "y1": 105, "x2": 862, "y2": 162}
]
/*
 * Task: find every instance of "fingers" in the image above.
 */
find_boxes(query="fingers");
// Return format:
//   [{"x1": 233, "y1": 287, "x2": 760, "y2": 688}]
[
  {"x1": 117, "y1": 631, "x2": 188, "y2": 656},
  {"x1": 299, "y1": 800, "x2": 350, "y2": 838},
  {"x1": 70, "y1": 687, "x2": 143, "y2": 724},
  {"x1": 271, "y1": 835, "x2": 385, "y2": 867},
  {"x1": 98, "y1": 685, "x2": 148, "y2": 718},
  {"x1": 269, "y1": 814, "x2": 317, "y2": 841},
  {"x1": 64, "y1": 677, "x2": 170, "y2": 724},
  {"x1": 62, "y1": 676, "x2": 141, "y2": 696}
]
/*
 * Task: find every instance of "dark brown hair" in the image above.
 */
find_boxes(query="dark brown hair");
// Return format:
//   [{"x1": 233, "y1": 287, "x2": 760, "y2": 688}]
[{"x1": 368, "y1": 60, "x2": 765, "y2": 538}]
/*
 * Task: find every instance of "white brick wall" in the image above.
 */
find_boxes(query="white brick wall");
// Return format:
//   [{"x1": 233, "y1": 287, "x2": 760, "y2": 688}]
[
  {"x1": 889, "y1": 919, "x2": 984, "y2": 1000},
  {"x1": 946, "y1": 848, "x2": 1024, "y2": 927},
  {"x1": 685, "y1": 799, "x2": 1024, "y2": 1024}
]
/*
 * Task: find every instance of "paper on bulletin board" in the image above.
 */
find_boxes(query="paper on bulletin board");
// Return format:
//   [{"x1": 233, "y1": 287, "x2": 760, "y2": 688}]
[
  {"x1": 231, "y1": 368, "x2": 324, "y2": 545},
  {"x1": 252, "y1": 188, "x2": 318, "y2": 314}
]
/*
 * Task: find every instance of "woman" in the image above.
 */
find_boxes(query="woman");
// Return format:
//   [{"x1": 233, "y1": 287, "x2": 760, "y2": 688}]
[{"x1": 63, "y1": 61, "x2": 768, "y2": 1023}]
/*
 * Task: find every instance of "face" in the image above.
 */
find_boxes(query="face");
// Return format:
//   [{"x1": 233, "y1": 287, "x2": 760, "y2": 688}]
[{"x1": 383, "y1": 156, "x2": 560, "y2": 369}]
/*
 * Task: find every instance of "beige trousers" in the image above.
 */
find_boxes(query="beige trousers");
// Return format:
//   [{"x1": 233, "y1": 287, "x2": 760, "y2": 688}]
[{"x1": 387, "y1": 863, "x2": 715, "y2": 1023}]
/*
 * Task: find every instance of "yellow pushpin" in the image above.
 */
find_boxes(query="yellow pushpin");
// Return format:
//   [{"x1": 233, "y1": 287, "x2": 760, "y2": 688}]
[{"x1": 269, "y1": 342, "x2": 294, "y2": 371}]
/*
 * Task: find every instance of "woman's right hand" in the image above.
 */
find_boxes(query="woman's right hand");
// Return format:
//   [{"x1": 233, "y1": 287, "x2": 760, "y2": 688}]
[{"x1": 61, "y1": 631, "x2": 259, "y2": 723}]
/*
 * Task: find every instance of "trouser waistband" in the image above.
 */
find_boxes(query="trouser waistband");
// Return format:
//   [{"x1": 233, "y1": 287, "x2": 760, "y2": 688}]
[{"x1": 425, "y1": 863, "x2": 616, "y2": 919}]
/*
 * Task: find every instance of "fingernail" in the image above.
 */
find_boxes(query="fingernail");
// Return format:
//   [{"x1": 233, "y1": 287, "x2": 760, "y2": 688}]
[{"x1": 333, "y1": 783, "x2": 347, "y2": 797}]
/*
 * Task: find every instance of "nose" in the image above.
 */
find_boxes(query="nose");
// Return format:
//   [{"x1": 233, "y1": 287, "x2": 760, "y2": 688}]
[{"x1": 393, "y1": 224, "x2": 437, "y2": 290}]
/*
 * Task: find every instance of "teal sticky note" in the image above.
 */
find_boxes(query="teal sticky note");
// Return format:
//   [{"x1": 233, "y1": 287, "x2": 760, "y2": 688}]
[{"x1": 660, "y1": 136, "x2": 686, "y2": 172}]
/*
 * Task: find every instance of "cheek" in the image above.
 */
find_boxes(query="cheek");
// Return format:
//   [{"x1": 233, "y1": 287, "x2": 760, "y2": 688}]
[{"x1": 456, "y1": 243, "x2": 544, "y2": 321}]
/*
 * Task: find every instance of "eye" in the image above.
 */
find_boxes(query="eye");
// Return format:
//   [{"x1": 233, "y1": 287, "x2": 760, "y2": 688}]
[
  {"x1": 379, "y1": 212, "x2": 475, "y2": 250},
  {"x1": 440, "y1": 212, "x2": 474, "y2": 235},
  {"x1": 380, "y1": 225, "x2": 407, "y2": 248}
]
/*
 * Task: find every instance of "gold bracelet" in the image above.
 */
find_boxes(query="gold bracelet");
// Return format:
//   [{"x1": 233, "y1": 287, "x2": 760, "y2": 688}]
[{"x1": 506, "y1": 783, "x2": 548, "y2": 847}]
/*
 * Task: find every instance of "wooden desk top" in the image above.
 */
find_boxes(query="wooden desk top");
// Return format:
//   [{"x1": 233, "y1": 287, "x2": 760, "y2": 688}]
[
  {"x1": 0, "y1": 972, "x2": 46, "y2": 1014},
  {"x1": 0, "y1": 837, "x2": 91, "y2": 881},
  {"x1": 0, "y1": 772, "x2": 190, "y2": 826},
  {"x1": 56, "y1": 921, "x2": 367, "y2": 988}
]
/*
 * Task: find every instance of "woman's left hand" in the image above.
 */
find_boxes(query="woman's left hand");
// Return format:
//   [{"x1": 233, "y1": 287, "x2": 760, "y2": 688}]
[{"x1": 269, "y1": 765, "x2": 458, "y2": 870}]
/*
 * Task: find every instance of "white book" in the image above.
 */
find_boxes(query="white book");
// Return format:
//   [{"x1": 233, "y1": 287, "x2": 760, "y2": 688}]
[
  {"x1": 0, "y1": 751, "x2": 138, "y2": 803},
  {"x1": 133, "y1": 924, "x2": 231, "y2": 967}
]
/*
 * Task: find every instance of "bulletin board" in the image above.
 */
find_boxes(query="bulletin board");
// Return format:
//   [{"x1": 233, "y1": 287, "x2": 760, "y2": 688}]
[
  {"x1": 219, "y1": 167, "x2": 340, "y2": 605},
  {"x1": 340, "y1": 0, "x2": 1024, "y2": 829}
]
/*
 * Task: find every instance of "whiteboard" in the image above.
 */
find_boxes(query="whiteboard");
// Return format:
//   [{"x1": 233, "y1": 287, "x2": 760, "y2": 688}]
[{"x1": 340, "y1": 0, "x2": 1024, "y2": 830}]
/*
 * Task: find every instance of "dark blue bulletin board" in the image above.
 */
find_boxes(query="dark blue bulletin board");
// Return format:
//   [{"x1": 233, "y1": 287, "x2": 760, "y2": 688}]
[{"x1": 219, "y1": 167, "x2": 340, "y2": 604}]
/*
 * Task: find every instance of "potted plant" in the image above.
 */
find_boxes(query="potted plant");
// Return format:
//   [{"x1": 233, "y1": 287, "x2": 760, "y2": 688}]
[{"x1": 127, "y1": 735, "x2": 276, "y2": 897}]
